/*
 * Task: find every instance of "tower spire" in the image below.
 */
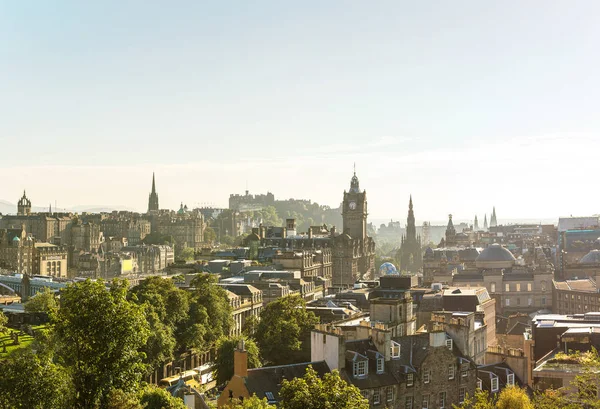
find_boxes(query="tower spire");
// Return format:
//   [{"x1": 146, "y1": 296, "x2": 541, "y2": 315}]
[{"x1": 152, "y1": 172, "x2": 156, "y2": 194}]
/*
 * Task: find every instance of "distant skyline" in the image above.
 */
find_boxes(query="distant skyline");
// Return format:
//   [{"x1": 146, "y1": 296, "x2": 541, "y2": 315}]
[{"x1": 2, "y1": 2, "x2": 599, "y2": 221}]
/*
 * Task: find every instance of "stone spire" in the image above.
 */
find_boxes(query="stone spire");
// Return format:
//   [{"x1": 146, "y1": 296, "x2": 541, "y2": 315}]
[
  {"x1": 490, "y1": 206, "x2": 497, "y2": 227},
  {"x1": 474, "y1": 215, "x2": 479, "y2": 231},
  {"x1": 405, "y1": 195, "x2": 416, "y2": 244},
  {"x1": 445, "y1": 214, "x2": 457, "y2": 247},
  {"x1": 147, "y1": 173, "x2": 159, "y2": 213},
  {"x1": 483, "y1": 214, "x2": 488, "y2": 231}
]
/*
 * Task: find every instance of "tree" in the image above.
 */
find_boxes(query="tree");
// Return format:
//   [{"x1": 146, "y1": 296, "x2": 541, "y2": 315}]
[
  {"x1": 142, "y1": 232, "x2": 174, "y2": 246},
  {"x1": 0, "y1": 348, "x2": 73, "y2": 409},
  {"x1": 139, "y1": 384, "x2": 187, "y2": 409},
  {"x1": 223, "y1": 395, "x2": 271, "y2": 409},
  {"x1": 177, "y1": 246, "x2": 195, "y2": 262},
  {"x1": 24, "y1": 287, "x2": 58, "y2": 313},
  {"x1": 0, "y1": 309, "x2": 7, "y2": 334},
  {"x1": 188, "y1": 274, "x2": 233, "y2": 345},
  {"x1": 453, "y1": 390, "x2": 494, "y2": 409},
  {"x1": 242, "y1": 314, "x2": 259, "y2": 337},
  {"x1": 214, "y1": 336, "x2": 261, "y2": 385},
  {"x1": 278, "y1": 366, "x2": 368, "y2": 409},
  {"x1": 495, "y1": 387, "x2": 533, "y2": 409},
  {"x1": 204, "y1": 227, "x2": 217, "y2": 243},
  {"x1": 221, "y1": 235, "x2": 235, "y2": 246},
  {"x1": 255, "y1": 295, "x2": 318, "y2": 365},
  {"x1": 52, "y1": 279, "x2": 150, "y2": 409}
]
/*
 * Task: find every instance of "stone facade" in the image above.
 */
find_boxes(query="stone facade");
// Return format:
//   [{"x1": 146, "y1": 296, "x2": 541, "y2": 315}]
[
  {"x1": 33, "y1": 243, "x2": 68, "y2": 277},
  {"x1": 397, "y1": 196, "x2": 422, "y2": 273},
  {"x1": 0, "y1": 227, "x2": 34, "y2": 275}
]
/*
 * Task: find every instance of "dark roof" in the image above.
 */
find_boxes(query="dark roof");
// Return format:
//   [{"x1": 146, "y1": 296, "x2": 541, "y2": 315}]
[
  {"x1": 477, "y1": 362, "x2": 523, "y2": 394},
  {"x1": 580, "y1": 250, "x2": 600, "y2": 264},
  {"x1": 341, "y1": 339, "x2": 398, "y2": 389},
  {"x1": 245, "y1": 361, "x2": 330, "y2": 403},
  {"x1": 507, "y1": 321, "x2": 530, "y2": 336}
]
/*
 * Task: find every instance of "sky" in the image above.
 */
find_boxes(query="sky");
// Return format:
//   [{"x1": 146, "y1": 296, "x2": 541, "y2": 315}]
[{"x1": 1, "y1": 1, "x2": 599, "y2": 223}]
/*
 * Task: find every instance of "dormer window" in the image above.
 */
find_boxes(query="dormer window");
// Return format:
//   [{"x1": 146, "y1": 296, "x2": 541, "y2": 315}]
[
  {"x1": 377, "y1": 358, "x2": 384, "y2": 373},
  {"x1": 391, "y1": 341, "x2": 401, "y2": 358},
  {"x1": 507, "y1": 373, "x2": 515, "y2": 386},
  {"x1": 491, "y1": 376, "x2": 499, "y2": 392},
  {"x1": 353, "y1": 361, "x2": 367, "y2": 377}
]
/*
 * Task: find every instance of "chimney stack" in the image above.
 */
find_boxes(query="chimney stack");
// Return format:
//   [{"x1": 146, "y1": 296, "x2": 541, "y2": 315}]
[{"x1": 234, "y1": 339, "x2": 248, "y2": 377}]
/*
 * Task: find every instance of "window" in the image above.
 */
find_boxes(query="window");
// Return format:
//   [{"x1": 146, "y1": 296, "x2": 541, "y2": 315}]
[
  {"x1": 422, "y1": 395, "x2": 429, "y2": 409},
  {"x1": 507, "y1": 373, "x2": 515, "y2": 386},
  {"x1": 528, "y1": 297, "x2": 532, "y2": 306},
  {"x1": 477, "y1": 378, "x2": 482, "y2": 389},
  {"x1": 386, "y1": 386, "x2": 394, "y2": 402},
  {"x1": 448, "y1": 364, "x2": 455, "y2": 380},
  {"x1": 405, "y1": 396, "x2": 413, "y2": 409},
  {"x1": 517, "y1": 297, "x2": 521, "y2": 306},
  {"x1": 459, "y1": 387, "x2": 466, "y2": 403},
  {"x1": 265, "y1": 392, "x2": 274, "y2": 401},
  {"x1": 373, "y1": 389, "x2": 381, "y2": 405},
  {"x1": 407, "y1": 373, "x2": 414, "y2": 386},
  {"x1": 506, "y1": 298, "x2": 510, "y2": 306},
  {"x1": 527, "y1": 283, "x2": 532, "y2": 291},
  {"x1": 491, "y1": 376, "x2": 499, "y2": 392},
  {"x1": 391, "y1": 342, "x2": 401, "y2": 358},
  {"x1": 377, "y1": 358, "x2": 384, "y2": 373},
  {"x1": 446, "y1": 338, "x2": 453, "y2": 350},
  {"x1": 439, "y1": 391, "x2": 446, "y2": 408},
  {"x1": 542, "y1": 297, "x2": 546, "y2": 305},
  {"x1": 516, "y1": 283, "x2": 521, "y2": 292},
  {"x1": 490, "y1": 282, "x2": 496, "y2": 293},
  {"x1": 361, "y1": 390, "x2": 370, "y2": 400},
  {"x1": 423, "y1": 369, "x2": 431, "y2": 384},
  {"x1": 354, "y1": 361, "x2": 367, "y2": 377}
]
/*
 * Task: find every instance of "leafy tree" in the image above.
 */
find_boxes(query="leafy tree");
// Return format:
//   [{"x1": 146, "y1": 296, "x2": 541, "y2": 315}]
[
  {"x1": 178, "y1": 246, "x2": 195, "y2": 262},
  {"x1": 52, "y1": 279, "x2": 150, "y2": 409},
  {"x1": 533, "y1": 389, "x2": 580, "y2": 409},
  {"x1": 106, "y1": 389, "x2": 143, "y2": 409},
  {"x1": 221, "y1": 235, "x2": 235, "y2": 246},
  {"x1": 242, "y1": 314, "x2": 259, "y2": 337},
  {"x1": 453, "y1": 390, "x2": 494, "y2": 409},
  {"x1": 495, "y1": 386, "x2": 533, "y2": 409},
  {"x1": 139, "y1": 384, "x2": 187, "y2": 409},
  {"x1": 278, "y1": 366, "x2": 368, "y2": 409},
  {"x1": 0, "y1": 348, "x2": 73, "y2": 409},
  {"x1": 0, "y1": 309, "x2": 7, "y2": 334},
  {"x1": 204, "y1": 227, "x2": 217, "y2": 243},
  {"x1": 223, "y1": 395, "x2": 271, "y2": 409},
  {"x1": 143, "y1": 232, "x2": 174, "y2": 246},
  {"x1": 255, "y1": 295, "x2": 319, "y2": 365},
  {"x1": 24, "y1": 287, "x2": 58, "y2": 313},
  {"x1": 214, "y1": 336, "x2": 261, "y2": 385},
  {"x1": 188, "y1": 274, "x2": 233, "y2": 345}
]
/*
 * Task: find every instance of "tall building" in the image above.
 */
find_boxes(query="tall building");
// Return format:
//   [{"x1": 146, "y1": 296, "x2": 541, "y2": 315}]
[
  {"x1": 332, "y1": 169, "x2": 375, "y2": 288},
  {"x1": 483, "y1": 214, "x2": 488, "y2": 231},
  {"x1": 445, "y1": 214, "x2": 457, "y2": 247},
  {"x1": 17, "y1": 191, "x2": 31, "y2": 216},
  {"x1": 490, "y1": 207, "x2": 497, "y2": 228},
  {"x1": 397, "y1": 196, "x2": 422, "y2": 272},
  {"x1": 474, "y1": 215, "x2": 479, "y2": 231},
  {"x1": 148, "y1": 173, "x2": 159, "y2": 213}
]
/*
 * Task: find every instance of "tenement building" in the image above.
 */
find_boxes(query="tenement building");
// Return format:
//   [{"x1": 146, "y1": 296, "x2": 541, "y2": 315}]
[{"x1": 0, "y1": 226, "x2": 34, "y2": 275}]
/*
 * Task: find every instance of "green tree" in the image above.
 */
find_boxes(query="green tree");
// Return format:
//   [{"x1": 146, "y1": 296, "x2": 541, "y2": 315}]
[
  {"x1": 53, "y1": 279, "x2": 150, "y2": 409},
  {"x1": 221, "y1": 235, "x2": 235, "y2": 246},
  {"x1": 223, "y1": 395, "x2": 271, "y2": 409},
  {"x1": 255, "y1": 295, "x2": 319, "y2": 365},
  {"x1": 214, "y1": 336, "x2": 261, "y2": 385},
  {"x1": 188, "y1": 274, "x2": 233, "y2": 346},
  {"x1": 0, "y1": 348, "x2": 73, "y2": 409},
  {"x1": 0, "y1": 309, "x2": 7, "y2": 334},
  {"x1": 142, "y1": 232, "x2": 174, "y2": 246},
  {"x1": 242, "y1": 314, "x2": 259, "y2": 337},
  {"x1": 178, "y1": 246, "x2": 195, "y2": 262},
  {"x1": 495, "y1": 386, "x2": 533, "y2": 409},
  {"x1": 24, "y1": 287, "x2": 59, "y2": 313},
  {"x1": 139, "y1": 384, "x2": 187, "y2": 409},
  {"x1": 278, "y1": 366, "x2": 368, "y2": 409},
  {"x1": 204, "y1": 227, "x2": 217, "y2": 243},
  {"x1": 453, "y1": 390, "x2": 494, "y2": 409}
]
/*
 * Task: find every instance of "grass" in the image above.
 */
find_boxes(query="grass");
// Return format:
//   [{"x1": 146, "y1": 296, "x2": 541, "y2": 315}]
[{"x1": 0, "y1": 325, "x2": 47, "y2": 358}]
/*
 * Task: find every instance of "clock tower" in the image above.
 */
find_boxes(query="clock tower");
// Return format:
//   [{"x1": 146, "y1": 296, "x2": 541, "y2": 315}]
[{"x1": 342, "y1": 168, "x2": 367, "y2": 239}]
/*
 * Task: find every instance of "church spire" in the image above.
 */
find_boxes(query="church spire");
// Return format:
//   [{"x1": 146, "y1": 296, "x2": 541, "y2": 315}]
[
  {"x1": 148, "y1": 173, "x2": 159, "y2": 213},
  {"x1": 152, "y1": 172, "x2": 156, "y2": 194}
]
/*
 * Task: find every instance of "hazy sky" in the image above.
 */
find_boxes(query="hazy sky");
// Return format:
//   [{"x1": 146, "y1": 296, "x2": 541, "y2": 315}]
[{"x1": 1, "y1": 1, "x2": 599, "y2": 223}]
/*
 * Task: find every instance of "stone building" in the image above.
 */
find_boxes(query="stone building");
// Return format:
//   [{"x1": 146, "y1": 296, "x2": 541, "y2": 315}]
[
  {"x1": 369, "y1": 293, "x2": 416, "y2": 337},
  {"x1": 17, "y1": 191, "x2": 31, "y2": 215},
  {"x1": 33, "y1": 242, "x2": 68, "y2": 277},
  {"x1": 552, "y1": 276, "x2": 600, "y2": 315},
  {"x1": 70, "y1": 219, "x2": 103, "y2": 252},
  {"x1": 396, "y1": 196, "x2": 422, "y2": 273},
  {"x1": 272, "y1": 248, "x2": 332, "y2": 289},
  {"x1": 0, "y1": 226, "x2": 34, "y2": 275},
  {"x1": 218, "y1": 283, "x2": 263, "y2": 337},
  {"x1": 153, "y1": 208, "x2": 205, "y2": 252},
  {"x1": 147, "y1": 172, "x2": 159, "y2": 213},
  {"x1": 430, "y1": 311, "x2": 488, "y2": 365},
  {"x1": 121, "y1": 244, "x2": 174, "y2": 274}
]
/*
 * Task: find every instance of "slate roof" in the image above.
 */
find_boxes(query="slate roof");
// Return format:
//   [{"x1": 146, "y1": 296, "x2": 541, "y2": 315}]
[
  {"x1": 341, "y1": 339, "x2": 398, "y2": 389},
  {"x1": 245, "y1": 361, "x2": 330, "y2": 403},
  {"x1": 477, "y1": 362, "x2": 523, "y2": 393}
]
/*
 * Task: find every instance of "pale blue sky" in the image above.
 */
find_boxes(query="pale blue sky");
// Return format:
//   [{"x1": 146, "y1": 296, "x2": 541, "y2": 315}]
[{"x1": 1, "y1": 1, "x2": 599, "y2": 222}]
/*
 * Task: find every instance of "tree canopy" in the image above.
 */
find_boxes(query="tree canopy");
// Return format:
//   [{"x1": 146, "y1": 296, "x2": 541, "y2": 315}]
[
  {"x1": 24, "y1": 287, "x2": 58, "y2": 314},
  {"x1": 53, "y1": 279, "x2": 150, "y2": 409},
  {"x1": 278, "y1": 366, "x2": 368, "y2": 409},
  {"x1": 222, "y1": 395, "x2": 271, "y2": 409},
  {"x1": 255, "y1": 294, "x2": 318, "y2": 365}
]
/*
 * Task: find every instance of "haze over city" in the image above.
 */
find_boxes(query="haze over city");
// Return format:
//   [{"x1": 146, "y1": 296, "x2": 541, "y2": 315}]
[{"x1": 2, "y1": 1, "x2": 600, "y2": 220}]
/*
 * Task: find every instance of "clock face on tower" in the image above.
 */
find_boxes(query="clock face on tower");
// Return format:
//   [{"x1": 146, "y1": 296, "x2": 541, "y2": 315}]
[{"x1": 349, "y1": 201, "x2": 357, "y2": 210}]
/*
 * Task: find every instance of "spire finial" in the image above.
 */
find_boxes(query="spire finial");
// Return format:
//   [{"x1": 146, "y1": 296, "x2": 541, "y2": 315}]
[{"x1": 353, "y1": 162, "x2": 356, "y2": 176}]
